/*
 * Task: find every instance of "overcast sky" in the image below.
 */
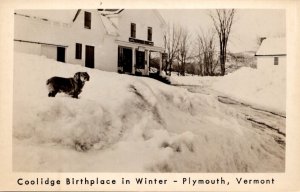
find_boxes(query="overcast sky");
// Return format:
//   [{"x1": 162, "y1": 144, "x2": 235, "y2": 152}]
[{"x1": 158, "y1": 9, "x2": 286, "y2": 53}]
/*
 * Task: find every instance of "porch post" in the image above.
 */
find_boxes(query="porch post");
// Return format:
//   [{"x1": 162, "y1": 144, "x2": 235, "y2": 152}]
[
  {"x1": 145, "y1": 50, "x2": 149, "y2": 75},
  {"x1": 132, "y1": 47, "x2": 135, "y2": 74},
  {"x1": 159, "y1": 52, "x2": 162, "y2": 75}
]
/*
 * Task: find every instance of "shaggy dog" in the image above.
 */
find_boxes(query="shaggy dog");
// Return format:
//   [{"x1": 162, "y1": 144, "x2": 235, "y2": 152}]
[{"x1": 46, "y1": 72, "x2": 90, "y2": 99}]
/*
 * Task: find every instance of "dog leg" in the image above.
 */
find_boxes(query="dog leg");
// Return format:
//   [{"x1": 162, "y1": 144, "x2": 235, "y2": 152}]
[
  {"x1": 48, "y1": 91, "x2": 57, "y2": 97},
  {"x1": 72, "y1": 94, "x2": 79, "y2": 99}
]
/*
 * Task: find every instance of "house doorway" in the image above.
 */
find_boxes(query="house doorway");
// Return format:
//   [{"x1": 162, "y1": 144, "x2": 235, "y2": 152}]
[
  {"x1": 118, "y1": 46, "x2": 132, "y2": 73},
  {"x1": 135, "y1": 50, "x2": 145, "y2": 75},
  {"x1": 136, "y1": 50, "x2": 145, "y2": 69},
  {"x1": 57, "y1": 47, "x2": 65, "y2": 62},
  {"x1": 85, "y1": 45, "x2": 94, "y2": 68}
]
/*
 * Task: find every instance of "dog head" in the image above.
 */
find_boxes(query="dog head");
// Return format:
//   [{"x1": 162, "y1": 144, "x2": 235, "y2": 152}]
[{"x1": 74, "y1": 72, "x2": 90, "y2": 82}]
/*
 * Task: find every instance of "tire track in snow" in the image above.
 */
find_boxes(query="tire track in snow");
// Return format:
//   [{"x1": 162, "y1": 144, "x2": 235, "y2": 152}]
[{"x1": 180, "y1": 85, "x2": 286, "y2": 148}]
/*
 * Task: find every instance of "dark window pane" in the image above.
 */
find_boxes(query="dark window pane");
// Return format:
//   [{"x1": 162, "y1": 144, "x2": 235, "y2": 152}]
[
  {"x1": 148, "y1": 27, "x2": 152, "y2": 41},
  {"x1": 84, "y1": 12, "x2": 91, "y2": 29},
  {"x1": 76, "y1": 43, "x2": 82, "y2": 59},
  {"x1": 274, "y1": 57, "x2": 279, "y2": 65},
  {"x1": 57, "y1": 47, "x2": 65, "y2": 62},
  {"x1": 131, "y1": 23, "x2": 136, "y2": 38}
]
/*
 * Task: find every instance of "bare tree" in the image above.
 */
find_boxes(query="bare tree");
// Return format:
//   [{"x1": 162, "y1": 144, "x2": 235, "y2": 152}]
[
  {"x1": 163, "y1": 23, "x2": 182, "y2": 76},
  {"x1": 210, "y1": 9, "x2": 235, "y2": 76},
  {"x1": 185, "y1": 62, "x2": 197, "y2": 75},
  {"x1": 196, "y1": 29, "x2": 218, "y2": 76},
  {"x1": 177, "y1": 29, "x2": 191, "y2": 76}
]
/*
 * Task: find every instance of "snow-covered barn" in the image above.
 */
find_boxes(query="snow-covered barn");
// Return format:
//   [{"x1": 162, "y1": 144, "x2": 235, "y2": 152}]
[
  {"x1": 255, "y1": 37, "x2": 286, "y2": 72},
  {"x1": 14, "y1": 9, "x2": 166, "y2": 75}
]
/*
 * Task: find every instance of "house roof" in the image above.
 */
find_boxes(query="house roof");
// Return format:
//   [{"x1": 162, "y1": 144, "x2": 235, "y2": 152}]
[
  {"x1": 153, "y1": 9, "x2": 167, "y2": 26},
  {"x1": 99, "y1": 14, "x2": 119, "y2": 36},
  {"x1": 15, "y1": 10, "x2": 77, "y2": 24},
  {"x1": 97, "y1": 9, "x2": 166, "y2": 37},
  {"x1": 255, "y1": 37, "x2": 286, "y2": 56},
  {"x1": 15, "y1": 9, "x2": 166, "y2": 38},
  {"x1": 98, "y1": 9, "x2": 124, "y2": 16}
]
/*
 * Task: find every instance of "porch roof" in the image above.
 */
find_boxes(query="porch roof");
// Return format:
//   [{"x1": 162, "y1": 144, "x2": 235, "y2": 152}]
[{"x1": 115, "y1": 40, "x2": 165, "y2": 52}]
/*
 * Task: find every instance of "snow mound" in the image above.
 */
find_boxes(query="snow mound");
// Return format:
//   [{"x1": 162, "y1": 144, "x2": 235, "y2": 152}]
[
  {"x1": 212, "y1": 67, "x2": 286, "y2": 115},
  {"x1": 13, "y1": 53, "x2": 284, "y2": 172},
  {"x1": 170, "y1": 75, "x2": 218, "y2": 87}
]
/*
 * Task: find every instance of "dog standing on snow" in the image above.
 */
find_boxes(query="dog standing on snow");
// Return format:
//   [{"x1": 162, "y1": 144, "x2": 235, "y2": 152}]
[{"x1": 46, "y1": 72, "x2": 90, "y2": 99}]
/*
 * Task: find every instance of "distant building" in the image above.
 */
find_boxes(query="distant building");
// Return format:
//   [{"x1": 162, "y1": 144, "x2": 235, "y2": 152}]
[
  {"x1": 14, "y1": 9, "x2": 166, "y2": 75},
  {"x1": 255, "y1": 37, "x2": 286, "y2": 72}
]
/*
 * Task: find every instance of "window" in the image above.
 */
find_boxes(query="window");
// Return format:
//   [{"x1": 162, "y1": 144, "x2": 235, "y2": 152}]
[
  {"x1": 274, "y1": 57, "x2": 279, "y2": 65},
  {"x1": 75, "y1": 43, "x2": 82, "y2": 59},
  {"x1": 57, "y1": 47, "x2": 65, "y2": 63},
  {"x1": 147, "y1": 27, "x2": 152, "y2": 41},
  {"x1": 84, "y1": 11, "x2": 91, "y2": 29},
  {"x1": 131, "y1": 23, "x2": 136, "y2": 38}
]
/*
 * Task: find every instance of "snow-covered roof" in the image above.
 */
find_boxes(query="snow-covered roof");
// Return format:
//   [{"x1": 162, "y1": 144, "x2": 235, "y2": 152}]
[
  {"x1": 98, "y1": 9, "x2": 166, "y2": 37},
  {"x1": 15, "y1": 9, "x2": 119, "y2": 37},
  {"x1": 98, "y1": 9, "x2": 124, "y2": 16},
  {"x1": 99, "y1": 15, "x2": 119, "y2": 36},
  {"x1": 98, "y1": 9, "x2": 122, "y2": 36},
  {"x1": 15, "y1": 10, "x2": 77, "y2": 24},
  {"x1": 153, "y1": 9, "x2": 167, "y2": 27},
  {"x1": 15, "y1": 9, "x2": 165, "y2": 38},
  {"x1": 255, "y1": 37, "x2": 286, "y2": 56}
]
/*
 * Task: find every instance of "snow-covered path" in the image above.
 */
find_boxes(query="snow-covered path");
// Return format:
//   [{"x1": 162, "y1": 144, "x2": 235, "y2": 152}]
[{"x1": 179, "y1": 85, "x2": 285, "y2": 146}]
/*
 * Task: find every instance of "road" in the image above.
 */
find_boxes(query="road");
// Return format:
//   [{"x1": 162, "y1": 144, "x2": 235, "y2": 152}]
[{"x1": 178, "y1": 85, "x2": 286, "y2": 149}]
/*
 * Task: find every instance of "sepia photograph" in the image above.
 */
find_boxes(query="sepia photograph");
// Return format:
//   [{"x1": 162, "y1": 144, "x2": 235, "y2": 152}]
[{"x1": 12, "y1": 8, "x2": 286, "y2": 173}]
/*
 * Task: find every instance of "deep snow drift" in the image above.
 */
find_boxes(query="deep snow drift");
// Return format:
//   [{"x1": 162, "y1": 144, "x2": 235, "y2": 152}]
[
  {"x1": 171, "y1": 67, "x2": 286, "y2": 115},
  {"x1": 213, "y1": 67, "x2": 286, "y2": 115},
  {"x1": 13, "y1": 53, "x2": 284, "y2": 172}
]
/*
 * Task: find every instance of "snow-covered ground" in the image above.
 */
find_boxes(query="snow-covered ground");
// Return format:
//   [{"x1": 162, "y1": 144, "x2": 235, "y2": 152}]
[
  {"x1": 171, "y1": 67, "x2": 286, "y2": 115},
  {"x1": 13, "y1": 53, "x2": 284, "y2": 172},
  {"x1": 170, "y1": 73, "x2": 218, "y2": 87}
]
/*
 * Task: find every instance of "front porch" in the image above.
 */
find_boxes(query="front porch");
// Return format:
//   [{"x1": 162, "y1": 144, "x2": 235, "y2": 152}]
[{"x1": 116, "y1": 40, "x2": 164, "y2": 76}]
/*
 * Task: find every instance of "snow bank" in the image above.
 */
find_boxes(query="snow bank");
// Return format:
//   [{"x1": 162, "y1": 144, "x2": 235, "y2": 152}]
[
  {"x1": 212, "y1": 67, "x2": 286, "y2": 115},
  {"x1": 169, "y1": 67, "x2": 286, "y2": 115},
  {"x1": 170, "y1": 75, "x2": 218, "y2": 87},
  {"x1": 13, "y1": 53, "x2": 284, "y2": 172}
]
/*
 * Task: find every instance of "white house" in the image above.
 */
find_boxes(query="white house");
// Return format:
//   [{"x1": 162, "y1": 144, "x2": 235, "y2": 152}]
[
  {"x1": 255, "y1": 37, "x2": 286, "y2": 72},
  {"x1": 14, "y1": 9, "x2": 166, "y2": 76},
  {"x1": 102, "y1": 9, "x2": 166, "y2": 75}
]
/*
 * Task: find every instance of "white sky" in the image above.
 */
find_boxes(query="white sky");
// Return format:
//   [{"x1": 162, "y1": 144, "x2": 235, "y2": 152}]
[{"x1": 158, "y1": 9, "x2": 286, "y2": 53}]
